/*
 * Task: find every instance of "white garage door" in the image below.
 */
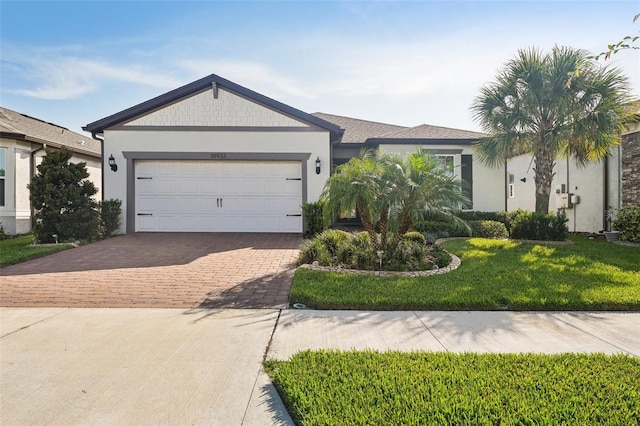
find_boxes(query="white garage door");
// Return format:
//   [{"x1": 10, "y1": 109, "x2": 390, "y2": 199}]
[{"x1": 135, "y1": 160, "x2": 303, "y2": 232}]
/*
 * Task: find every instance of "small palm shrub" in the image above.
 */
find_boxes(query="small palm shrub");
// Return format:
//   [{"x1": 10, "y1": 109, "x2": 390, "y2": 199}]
[
  {"x1": 612, "y1": 206, "x2": 640, "y2": 243},
  {"x1": 510, "y1": 209, "x2": 568, "y2": 241},
  {"x1": 470, "y1": 220, "x2": 508, "y2": 239},
  {"x1": 299, "y1": 230, "x2": 451, "y2": 271}
]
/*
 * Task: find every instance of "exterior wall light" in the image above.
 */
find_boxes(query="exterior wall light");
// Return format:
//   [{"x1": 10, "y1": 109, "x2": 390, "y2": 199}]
[
  {"x1": 520, "y1": 177, "x2": 526, "y2": 183},
  {"x1": 315, "y1": 156, "x2": 321, "y2": 174},
  {"x1": 108, "y1": 154, "x2": 118, "y2": 172}
]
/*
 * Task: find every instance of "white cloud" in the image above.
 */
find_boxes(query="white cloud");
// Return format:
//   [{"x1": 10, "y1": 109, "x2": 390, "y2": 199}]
[
  {"x1": 6, "y1": 49, "x2": 182, "y2": 100},
  {"x1": 176, "y1": 59, "x2": 314, "y2": 99}
]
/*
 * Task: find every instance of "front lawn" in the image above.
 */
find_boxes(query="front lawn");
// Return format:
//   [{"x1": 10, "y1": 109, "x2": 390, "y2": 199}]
[
  {"x1": 265, "y1": 350, "x2": 640, "y2": 425},
  {"x1": 290, "y1": 237, "x2": 640, "y2": 310},
  {"x1": 0, "y1": 235, "x2": 74, "y2": 267}
]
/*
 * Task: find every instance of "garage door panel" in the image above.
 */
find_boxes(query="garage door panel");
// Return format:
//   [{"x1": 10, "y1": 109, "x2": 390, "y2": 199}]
[{"x1": 135, "y1": 160, "x2": 302, "y2": 232}]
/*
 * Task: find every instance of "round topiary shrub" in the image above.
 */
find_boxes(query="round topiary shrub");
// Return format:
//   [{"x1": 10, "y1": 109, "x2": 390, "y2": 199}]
[
  {"x1": 402, "y1": 231, "x2": 427, "y2": 245},
  {"x1": 612, "y1": 206, "x2": 640, "y2": 243},
  {"x1": 470, "y1": 220, "x2": 508, "y2": 239}
]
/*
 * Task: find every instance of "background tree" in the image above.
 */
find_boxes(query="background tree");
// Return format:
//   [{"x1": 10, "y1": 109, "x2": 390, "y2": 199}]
[
  {"x1": 29, "y1": 149, "x2": 99, "y2": 243},
  {"x1": 471, "y1": 46, "x2": 630, "y2": 213}
]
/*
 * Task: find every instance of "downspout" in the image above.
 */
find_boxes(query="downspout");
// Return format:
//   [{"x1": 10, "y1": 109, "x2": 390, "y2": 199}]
[
  {"x1": 504, "y1": 159, "x2": 508, "y2": 211},
  {"x1": 90, "y1": 132, "x2": 105, "y2": 202},
  {"x1": 603, "y1": 155, "x2": 609, "y2": 231}
]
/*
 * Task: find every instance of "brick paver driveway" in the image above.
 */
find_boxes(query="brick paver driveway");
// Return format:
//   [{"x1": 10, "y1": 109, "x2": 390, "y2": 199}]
[{"x1": 1, "y1": 233, "x2": 301, "y2": 309}]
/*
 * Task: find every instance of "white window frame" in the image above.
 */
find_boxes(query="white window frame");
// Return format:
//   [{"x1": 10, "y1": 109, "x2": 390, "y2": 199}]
[{"x1": 508, "y1": 172, "x2": 515, "y2": 199}]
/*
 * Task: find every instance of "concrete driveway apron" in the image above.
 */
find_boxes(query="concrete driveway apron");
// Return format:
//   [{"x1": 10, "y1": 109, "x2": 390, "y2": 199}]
[{"x1": 1, "y1": 233, "x2": 301, "y2": 309}]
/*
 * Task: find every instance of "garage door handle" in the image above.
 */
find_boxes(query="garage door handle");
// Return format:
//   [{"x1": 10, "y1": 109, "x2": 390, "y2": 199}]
[
  {"x1": 286, "y1": 178, "x2": 302, "y2": 181},
  {"x1": 137, "y1": 213, "x2": 153, "y2": 216},
  {"x1": 286, "y1": 214, "x2": 302, "y2": 217},
  {"x1": 137, "y1": 177, "x2": 153, "y2": 180},
  {"x1": 217, "y1": 198, "x2": 223, "y2": 207}
]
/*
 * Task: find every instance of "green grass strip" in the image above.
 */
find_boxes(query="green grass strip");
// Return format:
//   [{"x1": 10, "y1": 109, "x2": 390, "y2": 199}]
[
  {"x1": 265, "y1": 350, "x2": 640, "y2": 425},
  {"x1": 290, "y1": 237, "x2": 640, "y2": 311},
  {"x1": 0, "y1": 235, "x2": 73, "y2": 267}
]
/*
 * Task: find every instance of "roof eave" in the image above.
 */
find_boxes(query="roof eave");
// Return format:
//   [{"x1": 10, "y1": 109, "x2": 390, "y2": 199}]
[
  {"x1": 83, "y1": 73, "x2": 343, "y2": 142},
  {"x1": 364, "y1": 138, "x2": 480, "y2": 147}
]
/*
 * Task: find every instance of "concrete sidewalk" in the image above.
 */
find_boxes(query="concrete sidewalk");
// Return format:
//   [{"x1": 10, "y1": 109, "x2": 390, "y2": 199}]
[
  {"x1": 2, "y1": 308, "x2": 638, "y2": 425},
  {"x1": 268, "y1": 310, "x2": 640, "y2": 359}
]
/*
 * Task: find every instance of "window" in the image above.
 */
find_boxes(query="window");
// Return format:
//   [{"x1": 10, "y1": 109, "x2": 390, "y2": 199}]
[
  {"x1": 508, "y1": 172, "x2": 515, "y2": 198},
  {"x1": 0, "y1": 148, "x2": 5, "y2": 206},
  {"x1": 437, "y1": 155, "x2": 455, "y2": 176}
]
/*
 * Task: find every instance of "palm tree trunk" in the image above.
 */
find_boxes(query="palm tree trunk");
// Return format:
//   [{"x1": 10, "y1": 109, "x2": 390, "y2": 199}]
[
  {"x1": 398, "y1": 211, "x2": 413, "y2": 235},
  {"x1": 533, "y1": 137, "x2": 554, "y2": 214},
  {"x1": 357, "y1": 203, "x2": 379, "y2": 250},
  {"x1": 378, "y1": 206, "x2": 389, "y2": 252}
]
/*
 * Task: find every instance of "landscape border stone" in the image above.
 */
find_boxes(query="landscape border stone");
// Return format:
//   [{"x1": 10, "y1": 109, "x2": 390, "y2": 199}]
[{"x1": 298, "y1": 252, "x2": 461, "y2": 278}]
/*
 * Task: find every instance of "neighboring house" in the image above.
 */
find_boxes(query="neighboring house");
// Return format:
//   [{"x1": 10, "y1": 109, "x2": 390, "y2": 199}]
[
  {"x1": 506, "y1": 116, "x2": 639, "y2": 233},
  {"x1": 84, "y1": 74, "x2": 504, "y2": 234},
  {"x1": 0, "y1": 107, "x2": 102, "y2": 235},
  {"x1": 621, "y1": 121, "x2": 639, "y2": 208}
]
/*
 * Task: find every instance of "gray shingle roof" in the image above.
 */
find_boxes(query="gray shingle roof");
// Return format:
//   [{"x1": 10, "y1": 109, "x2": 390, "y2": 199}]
[
  {"x1": 377, "y1": 123, "x2": 485, "y2": 140},
  {"x1": 0, "y1": 107, "x2": 100, "y2": 157},
  {"x1": 312, "y1": 112, "x2": 484, "y2": 144},
  {"x1": 312, "y1": 112, "x2": 407, "y2": 143}
]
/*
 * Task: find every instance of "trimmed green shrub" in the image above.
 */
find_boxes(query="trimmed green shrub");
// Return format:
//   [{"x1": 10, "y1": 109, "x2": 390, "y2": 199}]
[
  {"x1": 0, "y1": 222, "x2": 7, "y2": 241},
  {"x1": 510, "y1": 209, "x2": 568, "y2": 241},
  {"x1": 402, "y1": 231, "x2": 427, "y2": 245},
  {"x1": 302, "y1": 201, "x2": 326, "y2": 236},
  {"x1": 99, "y1": 199, "x2": 122, "y2": 238},
  {"x1": 29, "y1": 149, "x2": 99, "y2": 243},
  {"x1": 470, "y1": 220, "x2": 509, "y2": 239},
  {"x1": 412, "y1": 221, "x2": 470, "y2": 238},
  {"x1": 613, "y1": 206, "x2": 640, "y2": 243},
  {"x1": 458, "y1": 210, "x2": 513, "y2": 231}
]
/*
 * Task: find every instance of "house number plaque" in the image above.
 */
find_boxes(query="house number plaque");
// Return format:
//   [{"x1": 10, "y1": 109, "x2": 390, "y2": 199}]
[{"x1": 210, "y1": 153, "x2": 227, "y2": 159}]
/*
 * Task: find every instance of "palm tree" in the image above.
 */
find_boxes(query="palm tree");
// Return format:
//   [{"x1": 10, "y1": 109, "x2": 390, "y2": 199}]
[
  {"x1": 471, "y1": 46, "x2": 630, "y2": 213},
  {"x1": 321, "y1": 149, "x2": 469, "y2": 252},
  {"x1": 321, "y1": 152, "x2": 385, "y2": 249},
  {"x1": 379, "y1": 150, "x2": 470, "y2": 236}
]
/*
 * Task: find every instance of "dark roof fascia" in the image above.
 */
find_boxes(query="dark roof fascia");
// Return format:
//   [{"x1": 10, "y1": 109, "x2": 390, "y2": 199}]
[
  {"x1": 364, "y1": 138, "x2": 480, "y2": 148},
  {"x1": 83, "y1": 73, "x2": 344, "y2": 142},
  {"x1": 0, "y1": 131, "x2": 101, "y2": 158}
]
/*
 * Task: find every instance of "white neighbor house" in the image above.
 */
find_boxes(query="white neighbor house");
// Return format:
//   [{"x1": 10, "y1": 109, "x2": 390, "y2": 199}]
[
  {"x1": 84, "y1": 74, "x2": 506, "y2": 234},
  {"x1": 0, "y1": 107, "x2": 102, "y2": 235}
]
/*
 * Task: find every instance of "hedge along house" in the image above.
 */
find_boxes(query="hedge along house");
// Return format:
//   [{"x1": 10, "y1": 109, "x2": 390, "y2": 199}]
[
  {"x1": 84, "y1": 74, "x2": 342, "y2": 234},
  {"x1": 0, "y1": 107, "x2": 102, "y2": 235}
]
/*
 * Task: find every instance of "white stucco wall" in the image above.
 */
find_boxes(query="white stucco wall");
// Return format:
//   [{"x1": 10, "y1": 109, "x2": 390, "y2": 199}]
[
  {"x1": 507, "y1": 151, "x2": 620, "y2": 233},
  {"x1": 377, "y1": 143, "x2": 505, "y2": 212},
  {"x1": 103, "y1": 129, "x2": 331, "y2": 234},
  {"x1": 126, "y1": 89, "x2": 304, "y2": 127}
]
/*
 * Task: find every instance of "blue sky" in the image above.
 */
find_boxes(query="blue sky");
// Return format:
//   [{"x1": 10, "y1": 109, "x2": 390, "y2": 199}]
[{"x1": 1, "y1": 1, "x2": 638, "y2": 134}]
